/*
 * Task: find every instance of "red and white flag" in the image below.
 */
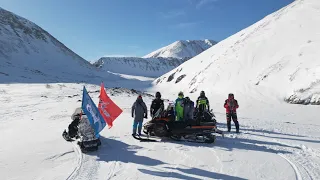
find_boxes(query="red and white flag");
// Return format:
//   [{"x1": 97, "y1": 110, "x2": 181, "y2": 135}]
[{"x1": 98, "y1": 83, "x2": 123, "y2": 128}]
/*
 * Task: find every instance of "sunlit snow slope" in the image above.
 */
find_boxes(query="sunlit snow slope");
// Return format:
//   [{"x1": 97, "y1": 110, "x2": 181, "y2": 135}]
[
  {"x1": 154, "y1": 0, "x2": 320, "y2": 105},
  {"x1": 143, "y1": 39, "x2": 217, "y2": 59}
]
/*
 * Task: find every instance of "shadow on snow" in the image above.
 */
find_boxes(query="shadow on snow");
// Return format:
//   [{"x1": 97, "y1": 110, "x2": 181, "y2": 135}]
[
  {"x1": 139, "y1": 167, "x2": 247, "y2": 180},
  {"x1": 86, "y1": 136, "x2": 164, "y2": 166},
  {"x1": 85, "y1": 136, "x2": 246, "y2": 179}
]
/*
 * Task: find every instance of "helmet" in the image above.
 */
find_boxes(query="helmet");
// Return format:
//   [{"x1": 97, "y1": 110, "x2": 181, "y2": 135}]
[
  {"x1": 138, "y1": 95, "x2": 142, "y2": 99},
  {"x1": 155, "y1": 92, "x2": 161, "y2": 98},
  {"x1": 178, "y1": 91, "x2": 184, "y2": 97},
  {"x1": 228, "y1": 93, "x2": 234, "y2": 98},
  {"x1": 200, "y1": 91, "x2": 205, "y2": 96}
]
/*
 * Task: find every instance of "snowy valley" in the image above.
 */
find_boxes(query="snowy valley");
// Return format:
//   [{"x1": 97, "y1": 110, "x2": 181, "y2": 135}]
[{"x1": 1, "y1": 0, "x2": 320, "y2": 180}]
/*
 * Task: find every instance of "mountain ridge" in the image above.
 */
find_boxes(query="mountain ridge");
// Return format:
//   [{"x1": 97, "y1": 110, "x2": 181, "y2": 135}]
[
  {"x1": 92, "y1": 56, "x2": 188, "y2": 77},
  {"x1": 143, "y1": 39, "x2": 217, "y2": 59}
]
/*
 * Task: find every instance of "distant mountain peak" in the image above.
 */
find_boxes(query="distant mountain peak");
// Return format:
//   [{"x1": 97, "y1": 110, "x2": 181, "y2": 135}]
[{"x1": 143, "y1": 39, "x2": 217, "y2": 59}]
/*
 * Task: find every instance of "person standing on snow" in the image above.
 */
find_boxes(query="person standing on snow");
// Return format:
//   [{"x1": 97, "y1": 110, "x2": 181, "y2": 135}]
[
  {"x1": 175, "y1": 91, "x2": 185, "y2": 121},
  {"x1": 183, "y1": 97, "x2": 195, "y2": 121},
  {"x1": 150, "y1": 92, "x2": 164, "y2": 118},
  {"x1": 196, "y1": 91, "x2": 210, "y2": 113},
  {"x1": 131, "y1": 95, "x2": 148, "y2": 136},
  {"x1": 224, "y1": 93, "x2": 239, "y2": 133}
]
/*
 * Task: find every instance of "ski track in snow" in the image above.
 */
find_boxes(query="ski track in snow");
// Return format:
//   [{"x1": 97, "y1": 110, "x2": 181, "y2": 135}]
[
  {"x1": 278, "y1": 154, "x2": 302, "y2": 180},
  {"x1": 66, "y1": 142, "x2": 83, "y2": 180},
  {"x1": 224, "y1": 131, "x2": 320, "y2": 180}
]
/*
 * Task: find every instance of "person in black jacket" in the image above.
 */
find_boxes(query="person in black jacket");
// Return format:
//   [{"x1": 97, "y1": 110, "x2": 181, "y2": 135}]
[
  {"x1": 196, "y1": 91, "x2": 210, "y2": 113},
  {"x1": 150, "y1": 92, "x2": 164, "y2": 118}
]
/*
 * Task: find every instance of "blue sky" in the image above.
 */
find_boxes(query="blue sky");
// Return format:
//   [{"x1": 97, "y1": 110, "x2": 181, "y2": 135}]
[{"x1": 0, "y1": 0, "x2": 293, "y2": 61}]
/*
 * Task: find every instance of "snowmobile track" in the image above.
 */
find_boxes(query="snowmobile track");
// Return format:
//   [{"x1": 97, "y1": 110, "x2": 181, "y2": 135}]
[
  {"x1": 278, "y1": 154, "x2": 303, "y2": 180},
  {"x1": 238, "y1": 131, "x2": 320, "y2": 180},
  {"x1": 66, "y1": 142, "x2": 83, "y2": 180}
]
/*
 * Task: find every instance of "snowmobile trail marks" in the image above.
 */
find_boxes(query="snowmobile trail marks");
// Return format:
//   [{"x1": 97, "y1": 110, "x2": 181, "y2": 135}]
[
  {"x1": 66, "y1": 141, "x2": 100, "y2": 180},
  {"x1": 66, "y1": 142, "x2": 83, "y2": 180},
  {"x1": 278, "y1": 154, "x2": 303, "y2": 180},
  {"x1": 230, "y1": 131, "x2": 320, "y2": 180}
]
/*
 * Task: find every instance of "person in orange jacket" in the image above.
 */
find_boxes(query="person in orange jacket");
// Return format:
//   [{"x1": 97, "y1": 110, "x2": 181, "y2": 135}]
[{"x1": 224, "y1": 93, "x2": 239, "y2": 133}]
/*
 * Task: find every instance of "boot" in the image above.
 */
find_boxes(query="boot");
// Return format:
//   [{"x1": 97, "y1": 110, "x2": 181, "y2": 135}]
[
  {"x1": 227, "y1": 120, "x2": 231, "y2": 132},
  {"x1": 138, "y1": 123, "x2": 142, "y2": 136},
  {"x1": 234, "y1": 120, "x2": 239, "y2": 133}
]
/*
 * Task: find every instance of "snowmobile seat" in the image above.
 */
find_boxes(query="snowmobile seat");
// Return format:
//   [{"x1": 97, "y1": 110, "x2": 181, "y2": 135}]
[
  {"x1": 199, "y1": 121, "x2": 216, "y2": 126},
  {"x1": 168, "y1": 121, "x2": 188, "y2": 130}
]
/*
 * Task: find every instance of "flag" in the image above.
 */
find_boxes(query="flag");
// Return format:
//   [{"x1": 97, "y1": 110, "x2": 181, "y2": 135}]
[
  {"x1": 98, "y1": 83, "x2": 123, "y2": 128},
  {"x1": 81, "y1": 86, "x2": 106, "y2": 137}
]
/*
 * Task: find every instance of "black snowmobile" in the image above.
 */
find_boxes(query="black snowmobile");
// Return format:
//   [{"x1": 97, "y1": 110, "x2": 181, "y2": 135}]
[
  {"x1": 62, "y1": 107, "x2": 101, "y2": 152},
  {"x1": 134, "y1": 103, "x2": 224, "y2": 143}
]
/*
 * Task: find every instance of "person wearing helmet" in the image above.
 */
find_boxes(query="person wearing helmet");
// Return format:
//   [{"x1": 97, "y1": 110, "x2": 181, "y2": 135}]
[
  {"x1": 224, "y1": 93, "x2": 239, "y2": 133},
  {"x1": 196, "y1": 91, "x2": 210, "y2": 113},
  {"x1": 150, "y1": 92, "x2": 164, "y2": 118},
  {"x1": 132, "y1": 95, "x2": 148, "y2": 136},
  {"x1": 175, "y1": 91, "x2": 185, "y2": 121}
]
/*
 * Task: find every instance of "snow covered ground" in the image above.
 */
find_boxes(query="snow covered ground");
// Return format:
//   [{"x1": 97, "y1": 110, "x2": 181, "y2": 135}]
[{"x1": 1, "y1": 82, "x2": 319, "y2": 180}]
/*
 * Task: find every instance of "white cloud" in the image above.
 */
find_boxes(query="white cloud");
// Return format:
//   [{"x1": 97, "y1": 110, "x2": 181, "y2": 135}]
[
  {"x1": 196, "y1": 0, "x2": 218, "y2": 9},
  {"x1": 171, "y1": 22, "x2": 199, "y2": 29},
  {"x1": 160, "y1": 10, "x2": 185, "y2": 18}
]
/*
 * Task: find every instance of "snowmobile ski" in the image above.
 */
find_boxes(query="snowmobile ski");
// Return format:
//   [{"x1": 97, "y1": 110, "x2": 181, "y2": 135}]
[{"x1": 132, "y1": 134, "x2": 158, "y2": 142}]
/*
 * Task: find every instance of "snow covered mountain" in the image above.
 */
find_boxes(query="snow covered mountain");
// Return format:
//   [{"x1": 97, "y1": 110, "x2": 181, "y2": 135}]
[
  {"x1": 92, "y1": 57, "x2": 187, "y2": 77},
  {"x1": 92, "y1": 39, "x2": 217, "y2": 78},
  {"x1": 0, "y1": 7, "x2": 120, "y2": 84},
  {"x1": 154, "y1": 0, "x2": 320, "y2": 105},
  {"x1": 143, "y1": 39, "x2": 217, "y2": 59}
]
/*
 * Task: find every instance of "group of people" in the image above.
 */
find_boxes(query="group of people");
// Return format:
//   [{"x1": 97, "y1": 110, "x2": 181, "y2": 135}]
[
  {"x1": 131, "y1": 90, "x2": 240, "y2": 136},
  {"x1": 64, "y1": 90, "x2": 240, "y2": 149}
]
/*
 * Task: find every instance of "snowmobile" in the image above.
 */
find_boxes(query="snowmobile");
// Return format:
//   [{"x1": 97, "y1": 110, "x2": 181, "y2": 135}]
[
  {"x1": 62, "y1": 108, "x2": 101, "y2": 152},
  {"x1": 134, "y1": 103, "x2": 224, "y2": 143}
]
